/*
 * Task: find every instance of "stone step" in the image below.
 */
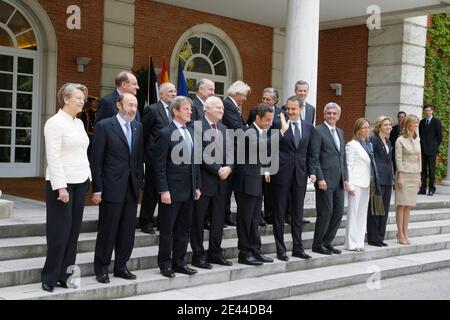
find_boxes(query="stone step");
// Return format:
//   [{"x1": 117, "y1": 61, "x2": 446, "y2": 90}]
[
  {"x1": 1, "y1": 208, "x2": 450, "y2": 261},
  {"x1": 126, "y1": 249, "x2": 450, "y2": 300},
  {"x1": 1, "y1": 234, "x2": 449, "y2": 300},
  {"x1": 0, "y1": 218, "x2": 449, "y2": 288}
]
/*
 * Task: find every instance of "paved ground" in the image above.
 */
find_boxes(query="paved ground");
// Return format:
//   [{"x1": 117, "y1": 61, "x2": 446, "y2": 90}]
[{"x1": 283, "y1": 267, "x2": 450, "y2": 300}]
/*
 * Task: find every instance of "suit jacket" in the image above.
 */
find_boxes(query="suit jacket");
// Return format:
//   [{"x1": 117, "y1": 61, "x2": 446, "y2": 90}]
[
  {"x1": 246, "y1": 105, "x2": 285, "y2": 130},
  {"x1": 199, "y1": 116, "x2": 234, "y2": 197},
  {"x1": 91, "y1": 116, "x2": 144, "y2": 202},
  {"x1": 395, "y1": 136, "x2": 422, "y2": 173},
  {"x1": 96, "y1": 90, "x2": 141, "y2": 123},
  {"x1": 419, "y1": 117, "x2": 442, "y2": 156},
  {"x1": 142, "y1": 101, "x2": 171, "y2": 164},
  {"x1": 233, "y1": 123, "x2": 268, "y2": 197},
  {"x1": 345, "y1": 140, "x2": 371, "y2": 190},
  {"x1": 191, "y1": 96, "x2": 205, "y2": 122},
  {"x1": 313, "y1": 123, "x2": 348, "y2": 189},
  {"x1": 152, "y1": 122, "x2": 201, "y2": 202},
  {"x1": 369, "y1": 134, "x2": 393, "y2": 186},
  {"x1": 271, "y1": 120, "x2": 317, "y2": 187},
  {"x1": 222, "y1": 96, "x2": 247, "y2": 130}
]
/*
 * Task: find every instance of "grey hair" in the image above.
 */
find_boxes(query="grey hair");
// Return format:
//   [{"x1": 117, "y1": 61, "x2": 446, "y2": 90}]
[
  {"x1": 115, "y1": 71, "x2": 132, "y2": 87},
  {"x1": 196, "y1": 78, "x2": 214, "y2": 91},
  {"x1": 262, "y1": 87, "x2": 279, "y2": 104},
  {"x1": 227, "y1": 80, "x2": 251, "y2": 96},
  {"x1": 159, "y1": 82, "x2": 176, "y2": 94},
  {"x1": 170, "y1": 96, "x2": 193, "y2": 116},
  {"x1": 323, "y1": 102, "x2": 341, "y2": 115},
  {"x1": 57, "y1": 83, "x2": 88, "y2": 107},
  {"x1": 204, "y1": 96, "x2": 223, "y2": 110},
  {"x1": 294, "y1": 80, "x2": 309, "y2": 91}
]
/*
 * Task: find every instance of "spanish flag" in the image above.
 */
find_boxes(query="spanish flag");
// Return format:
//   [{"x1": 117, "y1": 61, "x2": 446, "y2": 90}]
[{"x1": 160, "y1": 57, "x2": 169, "y2": 84}]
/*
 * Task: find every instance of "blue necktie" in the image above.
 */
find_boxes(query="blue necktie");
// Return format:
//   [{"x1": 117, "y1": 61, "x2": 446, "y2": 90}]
[
  {"x1": 427, "y1": 119, "x2": 430, "y2": 125},
  {"x1": 125, "y1": 122, "x2": 132, "y2": 152},
  {"x1": 293, "y1": 122, "x2": 301, "y2": 148}
]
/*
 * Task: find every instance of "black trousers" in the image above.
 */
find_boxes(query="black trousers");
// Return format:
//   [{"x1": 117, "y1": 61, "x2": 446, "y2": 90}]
[
  {"x1": 235, "y1": 192, "x2": 262, "y2": 258},
  {"x1": 367, "y1": 185, "x2": 392, "y2": 244},
  {"x1": 94, "y1": 179, "x2": 137, "y2": 275},
  {"x1": 42, "y1": 180, "x2": 88, "y2": 286},
  {"x1": 191, "y1": 192, "x2": 225, "y2": 262},
  {"x1": 224, "y1": 174, "x2": 234, "y2": 219},
  {"x1": 139, "y1": 163, "x2": 157, "y2": 228},
  {"x1": 421, "y1": 154, "x2": 437, "y2": 191},
  {"x1": 262, "y1": 180, "x2": 273, "y2": 222},
  {"x1": 313, "y1": 186, "x2": 344, "y2": 249},
  {"x1": 272, "y1": 182, "x2": 306, "y2": 256},
  {"x1": 158, "y1": 199, "x2": 193, "y2": 270}
]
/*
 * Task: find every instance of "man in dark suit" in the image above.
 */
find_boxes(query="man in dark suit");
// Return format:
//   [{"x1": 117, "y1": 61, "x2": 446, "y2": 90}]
[
  {"x1": 96, "y1": 71, "x2": 141, "y2": 123},
  {"x1": 191, "y1": 78, "x2": 215, "y2": 122},
  {"x1": 190, "y1": 97, "x2": 233, "y2": 269},
  {"x1": 282, "y1": 80, "x2": 315, "y2": 124},
  {"x1": 152, "y1": 96, "x2": 201, "y2": 278},
  {"x1": 139, "y1": 82, "x2": 177, "y2": 234},
  {"x1": 389, "y1": 111, "x2": 406, "y2": 174},
  {"x1": 312, "y1": 102, "x2": 348, "y2": 255},
  {"x1": 221, "y1": 80, "x2": 250, "y2": 227},
  {"x1": 91, "y1": 93, "x2": 144, "y2": 284},
  {"x1": 269, "y1": 96, "x2": 317, "y2": 261},
  {"x1": 234, "y1": 103, "x2": 274, "y2": 266},
  {"x1": 419, "y1": 104, "x2": 443, "y2": 196}
]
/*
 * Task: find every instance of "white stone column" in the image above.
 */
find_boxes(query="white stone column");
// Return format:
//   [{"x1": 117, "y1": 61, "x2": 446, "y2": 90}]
[
  {"x1": 282, "y1": 0, "x2": 320, "y2": 106},
  {"x1": 438, "y1": 126, "x2": 450, "y2": 195}
]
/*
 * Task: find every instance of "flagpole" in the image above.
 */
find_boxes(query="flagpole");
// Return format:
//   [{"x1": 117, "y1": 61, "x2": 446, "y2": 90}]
[{"x1": 147, "y1": 54, "x2": 151, "y2": 105}]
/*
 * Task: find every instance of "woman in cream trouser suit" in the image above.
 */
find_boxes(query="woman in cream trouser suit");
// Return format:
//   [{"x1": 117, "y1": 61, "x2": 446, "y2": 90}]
[{"x1": 345, "y1": 118, "x2": 372, "y2": 251}]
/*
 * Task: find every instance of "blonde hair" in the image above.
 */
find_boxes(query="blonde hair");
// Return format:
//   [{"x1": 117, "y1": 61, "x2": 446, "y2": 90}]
[
  {"x1": 352, "y1": 117, "x2": 370, "y2": 141},
  {"x1": 401, "y1": 114, "x2": 419, "y2": 139},
  {"x1": 373, "y1": 115, "x2": 393, "y2": 134},
  {"x1": 57, "y1": 83, "x2": 88, "y2": 107}
]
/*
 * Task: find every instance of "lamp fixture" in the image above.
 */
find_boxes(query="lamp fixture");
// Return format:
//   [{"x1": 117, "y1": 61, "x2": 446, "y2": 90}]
[{"x1": 76, "y1": 57, "x2": 91, "y2": 72}]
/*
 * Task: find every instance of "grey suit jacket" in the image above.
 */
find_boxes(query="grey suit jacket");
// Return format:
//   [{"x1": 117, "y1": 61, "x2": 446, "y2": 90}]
[{"x1": 304, "y1": 102, "x2": 316, "y2": 124}]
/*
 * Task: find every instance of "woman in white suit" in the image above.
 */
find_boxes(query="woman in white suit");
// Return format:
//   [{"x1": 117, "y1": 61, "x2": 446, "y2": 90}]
[
  {"x1": 41, "y1": 83, "x2": 91, "y2": 292},
  {"x1": 345, "y1": 118, "x2": 371, "y2": 251}
]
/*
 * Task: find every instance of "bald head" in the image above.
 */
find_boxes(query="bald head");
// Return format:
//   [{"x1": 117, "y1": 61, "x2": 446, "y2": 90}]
[
  {"x1": 196, "y1": 79, "x2": 215, "y2": 101},
  {"x1": 115, "y1": 71, "x2": 139, "y2": 95},
  {"x1": 116, "y1": 92, "x2": 138, "y2": 122}
]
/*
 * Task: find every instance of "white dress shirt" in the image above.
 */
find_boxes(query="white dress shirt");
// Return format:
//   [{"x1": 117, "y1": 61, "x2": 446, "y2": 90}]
[{"x1": 44, "y1": 109, "x2": 91, "y2": 190}]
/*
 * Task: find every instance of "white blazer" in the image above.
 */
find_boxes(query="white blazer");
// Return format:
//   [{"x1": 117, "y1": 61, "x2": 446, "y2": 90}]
[
  {"x1": 44, "y1": 109, "x2": 91, "y2": 190},
  {"x1": 345, "y1": 139, "x2": 371, "y2": 191}
]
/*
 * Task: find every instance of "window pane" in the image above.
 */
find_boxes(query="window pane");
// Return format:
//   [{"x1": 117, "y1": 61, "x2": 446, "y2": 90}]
[
  {"x1": 0, "y1": 147, "x2": 11, "y2": 162},
  {"x1": 15, "y1": 147, "x2": 30, "y2": 163},
  {"x1": 188, "y1": 37, "x2": 200, "y2": 54},
  {"x1": 0, "y1": 128, "x2": 11, "y2": 144},
  {"x1": 16, "y1": 129, "x2": 31, "y2": 145},
  {"x1": 17, "y1": 75, "x2": 32, "y2": 92},
  {"x1": 0, "y1": 2, "x2": 14, "y2": 24},
  {"x1": 17, "y1": 93, "x2": 32, "y2": 110},
  {"x1": 201, "y1": 38, "x2": 213, "y2": 56},
  {"x1": 8, "y1": 11, "x2": 31, "y2": 35},
  {"x1": 16, "y1": 111, "x2": 32, "y2": 127},
  {"x1": 209, "y1": 46, "x2": 224, "y2": 65},
  {"x1": 16, "y1": 30, "x2": 37, "y2": 50},
  {"x1": 0, "y1": 73, "x2": 13, "y2": 90},
  {"x1": 0, "y1": 28, "x2": 13, "y2": 48},
  {"x1": 186, "y1": 78, "x2": 196, "y2": 93},
  {"x1": 178, "y1": 42, "x2": 192, "y2": 62},
  {"x1": 214, "y1": 60, "x2": 227, "y2": 76},
  {"x1": 0, "y1": 92, "x2": 12, "y2": 108},
  {"x1": 18, "y1": 57, "x2": 33, "y2": 74},
  {"x1": 187, "y1": 57, "x2": 212, "y2": 74},
  {"x1": 215, "y1": 82, "x2": 225, "y2": 96},
  {"x1": 0, "y1": 110, "x2": 12, "y2": 126},
  {"x1": 0, "y1": 55, "x2": 13, "y2": 72}
]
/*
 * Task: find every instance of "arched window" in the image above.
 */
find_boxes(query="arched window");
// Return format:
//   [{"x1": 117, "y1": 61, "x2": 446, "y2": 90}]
[
  {"x1": 0, "y1": 1, "x2": 38, "y2": 50},
  {"x1": 177, "y1": 34, "x2": 231, "y2": 99}
]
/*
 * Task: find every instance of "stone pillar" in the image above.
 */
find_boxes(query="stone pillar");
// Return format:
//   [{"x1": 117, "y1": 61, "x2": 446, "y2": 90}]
[
  {"x1": 282, "y1": 0, "x2": 320, "y2": 106},
  {"x1": 365, "y1": 16, "x2": 428, "y2": 122},
  {"x1": 438, "y1": 125, "x2": 450, "y2": 195}
]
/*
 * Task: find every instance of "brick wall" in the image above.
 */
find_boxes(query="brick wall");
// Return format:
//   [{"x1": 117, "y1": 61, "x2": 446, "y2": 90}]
[
  {"x1": 38, "y1": 0, "x2": 103, "y2": 109},
  {"x1": 317, "y1": 25, "x2": 368, "y2": 141},
  {"x1": 134, "y1": 0, "x2": 273, "y2": 119}
]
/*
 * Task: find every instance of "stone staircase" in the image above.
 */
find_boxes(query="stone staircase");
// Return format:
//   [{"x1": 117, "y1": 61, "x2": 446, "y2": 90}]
[{"x1": 0, "y1": 195, "x2": 450, "y2": 300}]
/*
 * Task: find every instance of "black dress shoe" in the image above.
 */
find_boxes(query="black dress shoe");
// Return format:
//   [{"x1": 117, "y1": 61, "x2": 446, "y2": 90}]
[
  {"x1": 160, "y1": 268, "x2": 176, "y2": 278},
  {"x1": 302, "y1": 218, "x2": 311, "y2": 224},
  {"x1": 224, "y1": 216, "x2": 236, "y2": 226},
  {"x1": 208, "y1": 256, "x2": 233, "y2": 266},
  {"x1": 204, "y1": 220, "x2": 211, "y2": 230},
  {"x1": 238, "y1": 256, "x2": 263, "y2": 266},
  {"x1": 141, "y1": 225, "x2": 155, "y2": 234},
  {"x1": 292, "y1": 251, "x2": 312, "y2": 259},
  {"x1": 42, "y1": 283, "x2": 54, "y2": 292},
  {"x1": 113, "y1": 269, "x2": 137, "y2": 280},
  {"x1": 418, "y1": 189, "x2": 426, "y2": 195},
  {"x1": 325, "y1": 245, "x2": 342, "y2": 254},
  {"x1": 368, "y1": 241, "x2": 383, "y2": 247},
  {"x1": 277, "y1": 253, "x2": 289, "y2": 261},
  {"x1": 312, "y1": 246, "x2": 332, "y2": 255},
  {"x1": 381, "y1": 242, "x2": 388, "y2": 247},
  {"x1": 254, "y1": 254, "x2": 273, "y2": 263},
  {"x1": 96, "y1": 273, "x2": 110, "y2": 284},
  {"x1": 192, "y1": 260, "x2": 213, "y2": 269},
  {"x1": 173, "y1": 265, "x2": 198, "y2": 275}
]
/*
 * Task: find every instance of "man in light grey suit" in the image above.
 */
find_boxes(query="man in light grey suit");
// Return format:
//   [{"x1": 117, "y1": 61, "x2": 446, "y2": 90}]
[{"x1": 312, "y1": 102, "x2": 348, "y2": 255}]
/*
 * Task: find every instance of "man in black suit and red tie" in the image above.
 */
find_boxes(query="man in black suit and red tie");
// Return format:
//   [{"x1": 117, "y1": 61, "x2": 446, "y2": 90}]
[
  {"x1": 418, "y1": 104, "x2": 443, "y2": 196},
  {"x1": 152, "y1": 96, "x2": 201, "y2": 278},
  {"x1": 91, "y1": 93, "x2": 144, "y2": 284},
  {"x1": 269, "y1": 96, "x2": 317, "y2": 261},
  {"x1": 96, "y1": 71, "x2": 141, "y2": 123}
]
